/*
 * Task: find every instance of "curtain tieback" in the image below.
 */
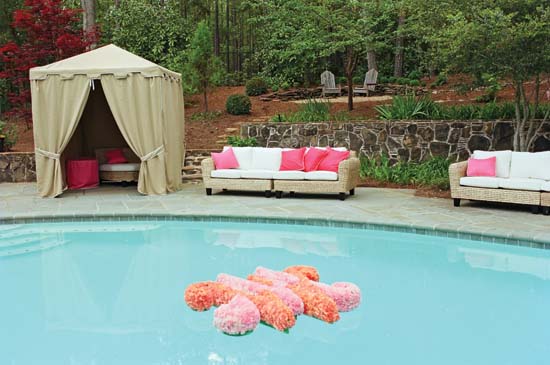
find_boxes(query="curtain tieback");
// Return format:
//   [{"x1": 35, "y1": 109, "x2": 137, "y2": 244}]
[
  {"x1": 141, "y1": 145, "x2": 165, "y2": 162},
  {"x1": 35, "y1": 148, "x2": 60, "y2": 160}
]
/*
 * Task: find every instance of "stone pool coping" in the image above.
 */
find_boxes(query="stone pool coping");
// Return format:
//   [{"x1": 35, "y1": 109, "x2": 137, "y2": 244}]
[
  {"x1": 1, "y1": 184, "x2": 549, "y2": 250},
  {"x1": 1, "y1": 213, "x2": 548, "y2": 250}
]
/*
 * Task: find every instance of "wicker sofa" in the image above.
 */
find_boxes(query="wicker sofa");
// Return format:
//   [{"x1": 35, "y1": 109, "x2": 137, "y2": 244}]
[
  {"x1": 449, "y1": 150, "x2": 550, "y2": 214},
  {"x1": 201, "y1": 147, "x2": 360, "y2": 200}
]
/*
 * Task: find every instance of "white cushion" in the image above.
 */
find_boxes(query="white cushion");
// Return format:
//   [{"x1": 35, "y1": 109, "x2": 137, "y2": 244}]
[
  {"x1": 304, "y1": 171, "x2": 338, "y2": 181},
  {"x1": 509, "y1": 152, "x2": 550, "y2": 180},
  {"x1": 251, "y1": 148, "x2": 282, "y2": 171},
  {"x1": 459, "y1": 176, "x2": 502, "y2": 189},
  {"x1": 240, "y1": 169, "x2": 274, "y2": 179},
  {"x1": 99, "y1": 163, "x2": 140, "y2": 172},
  {"x1": 272, "y1": 171, "x2": 305, "y2": 180},
  {"x1": 499, "y1": 178, "x2": 545, "y2": 191},
  {"x1": 211, "y1": 169, "x2": 242, "y2": 179},
  {"x1": 223, "y1": 146, "x2": 253, "y2": 170},
  {"x1": 541, "y1": 181, "x2": 550, "y2": 192},
  {"x1": 473, "y1": 150, "x2": 512, "y2": 178}
]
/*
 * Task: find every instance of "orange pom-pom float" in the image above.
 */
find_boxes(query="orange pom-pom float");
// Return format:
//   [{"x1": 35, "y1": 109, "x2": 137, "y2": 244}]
[{"x1": 184, "y1": 266, "x2": 361, "y2": 335}]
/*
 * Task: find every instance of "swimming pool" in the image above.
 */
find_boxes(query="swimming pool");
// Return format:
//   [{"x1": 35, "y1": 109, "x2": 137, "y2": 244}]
[{"x1": 1, "y1": 220, "x2": 549, "y2": 365}]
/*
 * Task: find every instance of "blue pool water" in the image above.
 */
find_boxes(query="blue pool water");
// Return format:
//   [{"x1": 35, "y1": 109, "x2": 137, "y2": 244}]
[{"x1": 1, "y1": 220, "x2": 549, "y2": 365}]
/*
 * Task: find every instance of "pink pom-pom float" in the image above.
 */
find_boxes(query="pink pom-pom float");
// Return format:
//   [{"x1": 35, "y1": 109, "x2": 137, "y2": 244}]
[
  {"x1": 184, "y1": 265, "x2": 361, "y2": 335},
  {"x1": 213, "y1": 294, "x2": 260, "y2": 335}
]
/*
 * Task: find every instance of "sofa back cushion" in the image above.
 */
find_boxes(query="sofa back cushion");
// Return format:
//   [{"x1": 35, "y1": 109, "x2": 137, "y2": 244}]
[
  {"x1": 473, "y1": 150, "x2": 512, "y2": 178},
  {"x1": 223, "y1": 146, "x2": 253, "y2": 170},
  {"x1": 509, "y1": 151, "x2": 550, "y2": 180},
  {"x1": 251, "y1": 147, "x2": 282, "y2": 171}
]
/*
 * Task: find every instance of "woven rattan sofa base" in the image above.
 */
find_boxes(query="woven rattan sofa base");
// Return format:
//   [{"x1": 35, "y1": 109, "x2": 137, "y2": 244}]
[
  {"x1": 452, "y1": 186, "x2": 540, "y2": 206},
  {"x1": 273, "y1": 179, "x2": 354, "y2": 200},
  {"x1": 100, "y1": 170, "x2": 139, "y2": 183},
  {"x1": 541, "y1": 193, "x2": 550, "y2": 215}
]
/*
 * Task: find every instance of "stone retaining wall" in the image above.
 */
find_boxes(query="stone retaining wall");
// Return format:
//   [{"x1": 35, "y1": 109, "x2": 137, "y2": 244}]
[
  {"x1": 0, "y1": 152, "x2": 36, "y2": 182},
  {"x1": 0, "y1": 149, "x2": 214, "y2": 183},
  {"x1": 241, "y1": 120, "x2": 550, "y2": 163}
]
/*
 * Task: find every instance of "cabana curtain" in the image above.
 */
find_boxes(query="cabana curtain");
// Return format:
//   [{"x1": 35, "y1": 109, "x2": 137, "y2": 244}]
[
  {"x1": 30, "y1": 44, "x2": 184, "y2": 197},
  {"x1": 101, "y1": 74, "x2": 167, "y2": 195},
  {"x1": 32, "y1": 75, "x2": 91, "y2": 197}
]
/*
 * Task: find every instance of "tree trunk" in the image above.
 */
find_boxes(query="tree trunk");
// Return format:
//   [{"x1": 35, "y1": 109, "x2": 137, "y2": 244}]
[
  {"x1": 214, "y1": 0, "x2": 220, "y2": 57},
  {"x1": 225, "y1": 0, "x2": 230, "y2": 72},
  {"x1": 204, "y1": 89, "x2": 208, "y2": 113},
  {"x1": 367, "y1": 50, "x2": 377, "y2": 71},
  {"x1": 114, "y1": 0, "x2": 120, "y2": 7},
  {"x1": 344, "y1": 47, "x2": 358, "y2": 111},
  {"x1": 80, "y1": 0, "x2": 96, "y2": 49},
  {"x1": 393, "y1": 13, "x2": 405, "y2": 78}
]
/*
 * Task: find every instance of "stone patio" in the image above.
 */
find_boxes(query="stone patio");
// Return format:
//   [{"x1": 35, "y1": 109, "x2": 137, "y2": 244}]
[{"x1": 1, "y1": 183, "x2": 549, "y2": 246}]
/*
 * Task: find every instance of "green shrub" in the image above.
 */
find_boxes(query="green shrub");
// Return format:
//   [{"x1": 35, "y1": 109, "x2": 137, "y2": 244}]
[
  {"x1": 396, "y1": 77, "x2": 410, "y2": 85},
  {"x1": 190, "y1": 111, "x2": 222, "y2": 121},
  {"x1": 245, "y1": 77, "x2": 268, "y2": 96},
  {"x1": 433, "y1": 73, "x2": 448, "y2": 86},
  {"x1": 408, "y1": 79, "x2": 421, "y2": 87},
  {"x1": 0, "y1": 120, "x2": 18, "y2": 150},
  {"x1": 407, "y1": 70, "x2": 422, "y2": 80},
  {"x1": 353, "y1": 75, "x2": 363, "y2": 84},
  {"x1": 227, "y1": 136, "x2": 258, "y2": 147},
  {"x1": 281, "y1": 81, "x2": 291, "y2": 90},
  {"x1": 360, "y1": 155, "x2": 450, "y2": 190},
  {"x1": 226, "y1": 94, "x2": 251, "y2": 115}
]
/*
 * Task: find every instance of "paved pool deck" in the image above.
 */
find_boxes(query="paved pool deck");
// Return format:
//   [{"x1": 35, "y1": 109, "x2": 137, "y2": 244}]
[{"x1": 0, "y1": 183, "x2": 549, "y2": 246}]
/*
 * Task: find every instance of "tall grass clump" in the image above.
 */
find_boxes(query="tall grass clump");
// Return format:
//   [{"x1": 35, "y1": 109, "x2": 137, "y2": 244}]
[
  {"x1": 375, "y1": 95, "x2": 443, "y2": 120},
  {"x1": 271, "y1": 99, "x2": 332, "y2": 122},
  {"x1": 360, "y1": 155, "x2": 451, "y2": 190},
  {"x1": 376, "y1": 96, "x2": 550, "y2": 121}
]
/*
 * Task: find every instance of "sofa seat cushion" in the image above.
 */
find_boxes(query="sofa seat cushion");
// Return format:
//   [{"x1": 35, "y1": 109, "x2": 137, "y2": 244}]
[
  {"x1": 223, "y1": 146, "x2": 253, "y2": 170},
  {"x1": 251, "y1": 148, "x2": 282, "y2": 171},
  {"x1": 460, "y1": 176, "x2": 502, "y2": 189},
  {"x1": 473, "y1": 150, "x2": 512, "y2": 178},
  {"x1": 541, "y1": 181, "x2": 550, "y2": 192},
  {"x1": 240, "y1": 170, "x2": 274, "y2": 179},
  {"x1": 509, "y1": 151, "x2": 550, "y2": 180},
  {"x1": 272, "y1": 171, "x2": 306, "y2": 180},
  {"x1": 99, "y1": 163, "x2": 140, "y2": 172},
  {"x1": 211, "y1": 169, "x2": 242, "y2": 179},
  {"x1": 499, "y1": 178, "x2": 545, "y2": 191},
  {"x1": 304, "y1": 171, "x2": 338, "y2": 181}
]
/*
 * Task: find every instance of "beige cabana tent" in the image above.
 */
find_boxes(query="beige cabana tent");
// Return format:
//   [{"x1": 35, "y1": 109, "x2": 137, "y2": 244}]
[{"x1": 29, "y1": 44, "x2": 184, "y2": 197}]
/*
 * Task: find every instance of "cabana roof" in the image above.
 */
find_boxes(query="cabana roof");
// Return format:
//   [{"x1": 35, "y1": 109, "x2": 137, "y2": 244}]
[{"x1": 30, "y1": 44, "x2": 180, "y2": 80}]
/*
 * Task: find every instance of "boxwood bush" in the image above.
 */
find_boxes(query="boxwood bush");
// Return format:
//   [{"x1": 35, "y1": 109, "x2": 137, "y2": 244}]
[
  {"x1": 245, "y1": 77, "x2": 268, "y2": 96},
  {"x1": 226, "y1": 94, "x2": 251, "y2": 115}
]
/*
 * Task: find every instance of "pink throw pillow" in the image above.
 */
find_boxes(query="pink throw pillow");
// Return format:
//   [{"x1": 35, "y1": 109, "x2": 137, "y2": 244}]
[
  {"x1": 105, "y1": 149, "x2": 127, "y2": 164},
  {"x1": 280, "y1": 147, "x2": 306, "y2": 171},
  {"x1": 317, "y1": 147, "x2": 351, "y2": 172},
  {"x1": 211, "y1": 147, "x2": 239, "y2": 169},
  {"x1": 466, "y1": 156, "x2": 496, "y2": 177},
  {"x1": 304, "y1": 148, "x2": 329, "y2": 172}
]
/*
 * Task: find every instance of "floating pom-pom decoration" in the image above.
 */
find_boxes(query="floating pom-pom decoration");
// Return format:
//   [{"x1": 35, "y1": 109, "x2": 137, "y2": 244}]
[
  {"x1": 217, "y1": 273, "x2": 304, "y2": 316},
  {"x1": 284, "y1": 265, "x2": 320, "y2": 282},
  {"x1": 213, "y1": 294, "x2": 260, "y2": 335}
]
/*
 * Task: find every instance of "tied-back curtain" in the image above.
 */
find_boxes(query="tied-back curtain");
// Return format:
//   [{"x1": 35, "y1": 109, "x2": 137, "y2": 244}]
[
  {"x1": 162, "y1": 78, "x2": 184, "y2": 192},
  {"x1": 31, "y1": 75, "x2": 91, "y2": 197},
  {"x1": 101, "y1": 74, "x2": 168, "y2": 195}
]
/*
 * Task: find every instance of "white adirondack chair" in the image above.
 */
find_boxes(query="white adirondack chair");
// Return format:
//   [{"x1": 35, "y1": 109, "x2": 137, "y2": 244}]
[
  {"x1": 320, "y1": 70, "x2": 341, "y2": 97},
  {"x1": 353, "y1": 69, "x2": 378, "y2": 96}
]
